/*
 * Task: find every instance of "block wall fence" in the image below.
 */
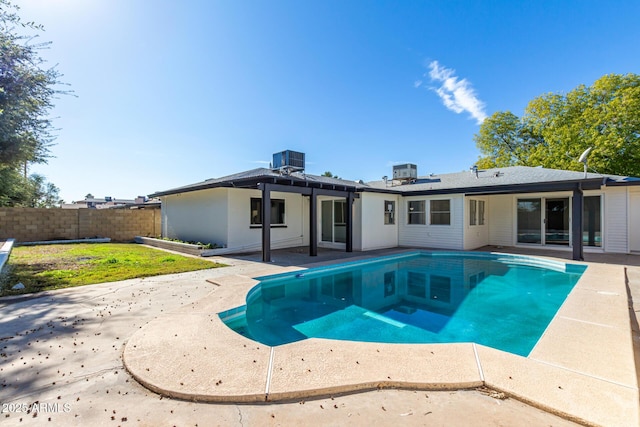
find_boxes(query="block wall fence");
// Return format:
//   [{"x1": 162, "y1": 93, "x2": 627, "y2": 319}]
[{"x1": 0, "y1": 208, "x2": 161, "y2": 243}]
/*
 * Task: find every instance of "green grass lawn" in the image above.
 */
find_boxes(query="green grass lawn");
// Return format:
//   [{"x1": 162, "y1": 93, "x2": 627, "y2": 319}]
[{"x1": 0, "y1": 243, "x2": 227, "y2": 296}]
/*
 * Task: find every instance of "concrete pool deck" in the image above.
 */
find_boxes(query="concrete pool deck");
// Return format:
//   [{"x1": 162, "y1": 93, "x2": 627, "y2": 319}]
[{"x1": 122, "y1": 248, "x2": 640, "y2": 427}]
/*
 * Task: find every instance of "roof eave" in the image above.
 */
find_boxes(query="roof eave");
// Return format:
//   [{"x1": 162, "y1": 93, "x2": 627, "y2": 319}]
[
  {"x1": 392, "y1": 178, "x2": 607, "y2": 197},
  {"x1": 149, "y1": 175, "x2": 362, "y2": 198}
]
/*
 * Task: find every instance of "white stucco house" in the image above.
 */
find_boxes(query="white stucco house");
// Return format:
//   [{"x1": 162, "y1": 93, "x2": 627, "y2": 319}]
[{"x1": 149, "y1": 152, "x2": 640, "y2": 262}]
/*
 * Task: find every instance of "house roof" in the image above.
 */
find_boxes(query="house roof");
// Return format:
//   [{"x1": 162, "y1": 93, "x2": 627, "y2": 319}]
[
  {"x1": 149, "y1": 166, "x2": 640, "y2": 198},
  {"x1": 149, "y1": 168, "x2": 367, "y2": 197},
  {"x1": 363, "y1": 166, "x2": 640, "y2": 195}
]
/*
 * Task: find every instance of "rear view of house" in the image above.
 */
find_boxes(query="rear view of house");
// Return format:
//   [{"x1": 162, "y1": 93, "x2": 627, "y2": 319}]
[{"x1": 149, "y1": 151, "x2": 640, "y2": 261}]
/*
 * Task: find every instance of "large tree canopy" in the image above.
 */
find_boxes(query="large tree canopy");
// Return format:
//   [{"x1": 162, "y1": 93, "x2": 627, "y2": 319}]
[
  {"x1": 0, "y1": 0, "x2": 64, "y2": 207},
  {"x1": 474, "y1": 73, "x2": 640, "y2": 177}
]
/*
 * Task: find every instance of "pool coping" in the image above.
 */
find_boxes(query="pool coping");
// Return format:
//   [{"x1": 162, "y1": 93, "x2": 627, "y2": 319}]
[
  {"x1": 122, "y1": 252, "x2": 639, "y2": 427},
  {"x1": 0, "y1": 238, "x2": 15, "y2": 275}
]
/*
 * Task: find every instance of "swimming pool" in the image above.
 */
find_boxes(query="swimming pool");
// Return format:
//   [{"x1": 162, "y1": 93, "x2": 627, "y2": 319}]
[{"x1": 219, "y1": 251, "x2": 586, "y2": 356}]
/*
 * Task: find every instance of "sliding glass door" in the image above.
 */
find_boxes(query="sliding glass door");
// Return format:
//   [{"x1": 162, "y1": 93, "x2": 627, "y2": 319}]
[
  {"x1": 517, "y1": 198, "x2": 542, "y2": 244},
  {"x1": 321, "y1": 200, "x2": 347, "y2": 244},
  {"x1": 545, "y1": 198, "x2": 570, "y2": 245},
  {"x1": 583, "y1": 196, "x2": 601, "y2": 247},
  {"x1": 517, "y1": 197, "x2": 570, "y2": 246}
]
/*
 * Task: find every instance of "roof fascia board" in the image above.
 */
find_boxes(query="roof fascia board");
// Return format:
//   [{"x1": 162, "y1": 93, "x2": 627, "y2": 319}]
[
  {"x1": 149, "y1": 182, "x2": 232, "y2": 198},
  {"x1": 603, "y1": 180, "x2": 640, "y2": 187},
  {"x1": 357, "y1": 178, "x2": 606, "y2": 197},
  {"x1": 151, "y1": 176, "x2": 362, "y2": 198},
  {"x1": 358, "y1": 188, "x2": 403, "y2": 195},
  {"x1": 152, "y1": 174, "x2": 623, "y2": 199}
]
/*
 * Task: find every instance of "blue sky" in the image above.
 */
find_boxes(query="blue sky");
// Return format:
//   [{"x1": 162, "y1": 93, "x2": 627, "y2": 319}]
[{"x1": 17, "y1": 0, "x2": 640, "y2": 203}]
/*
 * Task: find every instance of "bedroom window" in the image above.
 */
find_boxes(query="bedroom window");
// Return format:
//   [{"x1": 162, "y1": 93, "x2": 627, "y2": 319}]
[
  {"x1": 407, "y1": 200, "x2": 426, "y2": 224},
  {"x1": 430, "y1": 199, "x2": 451, "y2": 225},
  {"x1": 250, "y1": 198, "x2": 285, "y2": 226}
]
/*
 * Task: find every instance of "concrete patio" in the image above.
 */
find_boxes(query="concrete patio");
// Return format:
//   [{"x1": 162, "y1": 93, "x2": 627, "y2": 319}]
[{"x1": 1, "y1": 246, "x2": 638, "y2": 426}]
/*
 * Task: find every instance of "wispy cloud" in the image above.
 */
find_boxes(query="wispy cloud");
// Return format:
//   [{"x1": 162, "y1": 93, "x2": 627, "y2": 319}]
[{"x1": 423, "y1": 60, "x2": 487, "y2": 125}]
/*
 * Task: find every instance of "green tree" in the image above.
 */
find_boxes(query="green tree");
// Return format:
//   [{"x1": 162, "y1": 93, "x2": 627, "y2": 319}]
[
  {"x1": 0, "y1": 167, "x2": 59, "y2": 207},
  {"x1": 0, "y1": 165, "x2": 30, "y2": 205},
  {"x1": 474, "y1": 73, "x2": 640, "y2": 176},
  {"x1": 0, "y1": 0, "x2": 65, "y2": 206},
  {"x1": 474, "y1": 111, "x2": 530, "y2": 168},
  {"x1": 322, "y1": 171, "x2": 341, "y2": 179},
  {"x1": 27, "y1": 173, "x2": 60, "y2": 207}
]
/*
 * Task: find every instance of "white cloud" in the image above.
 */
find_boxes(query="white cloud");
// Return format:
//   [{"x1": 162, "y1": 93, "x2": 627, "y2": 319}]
[
  {"x1": 425, "y1": 60, "x2": 487, "y2": 125},
  {"x1": 413, "y1": 80, "x2": 423, "y2": 88}
]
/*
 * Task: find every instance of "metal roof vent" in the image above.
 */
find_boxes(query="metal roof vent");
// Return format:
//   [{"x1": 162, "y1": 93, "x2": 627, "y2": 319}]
[{"x1": 273, "y1": 150, "x2": 305, "y2": 175}]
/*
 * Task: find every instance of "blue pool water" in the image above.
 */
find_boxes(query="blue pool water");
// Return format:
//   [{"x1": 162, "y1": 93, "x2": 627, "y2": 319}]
[{"x1": 219, "y1": 252, "x2": 586, "y2": 356}]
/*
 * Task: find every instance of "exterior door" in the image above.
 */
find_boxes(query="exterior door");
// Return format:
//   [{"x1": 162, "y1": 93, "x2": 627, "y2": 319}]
[
  {"x1": 583, "y1": 196, "x2": 602, "y2": 247},
  {"x1": 321, "y1": 200, "x2": 347, "y2": 244},
  {"x1": 517, "y1": 198, "x2": 542, "y2": 244},
  {"x1": 517, "y1": 197, "x2": 570, "y2": 246},
  {"x1": 545, "y1": 198, "x2": 570, "y2": 246}
]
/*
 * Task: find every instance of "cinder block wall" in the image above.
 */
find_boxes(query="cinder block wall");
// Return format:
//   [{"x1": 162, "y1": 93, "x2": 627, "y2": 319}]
[{"x1": 0, "y1": 208, "x2": 161, "y2": 243}]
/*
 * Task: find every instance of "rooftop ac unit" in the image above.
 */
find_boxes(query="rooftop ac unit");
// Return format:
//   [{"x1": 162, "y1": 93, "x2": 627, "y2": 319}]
[
  {"x1": 392, "y1": 163, "x2": 418, "y2": 180},
  {"x1": 273, "y1": 150, "x2": 305, "y2": 172}
]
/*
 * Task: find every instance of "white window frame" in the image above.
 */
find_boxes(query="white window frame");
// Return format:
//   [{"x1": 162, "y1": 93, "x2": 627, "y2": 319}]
[
  {"x1": 407, "y1": 200, "x2": 426, "y2": 225},
  {"x1": 430, "y1": 199, "x2": 451, "y2": 225},
  {"x1": 384, "y1": 200, "x2": 395, "y2": 225},
  {"x1": 469, "y1": 199, "x2": 485, "y2": 226}
]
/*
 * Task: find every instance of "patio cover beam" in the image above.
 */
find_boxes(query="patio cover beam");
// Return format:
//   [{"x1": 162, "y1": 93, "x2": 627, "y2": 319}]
[
  {"x1": 401, "y1": 178, "x2": 605, "y2": 197},
  {"x1": 309, "y1": 188, "x2": 317, "y2": 256},
  {"x1": 346, "y1": 192, "x2": 354, "y2": 252},
  {"x1": 257, "y1": 183, "x2": 360, "y2": 199},
  {"x1": 261, "y1": 183, "x2": 271, "y2": 262},
  {"x1": 572, "y1": 186, "x2": 584, "y2": 261}
]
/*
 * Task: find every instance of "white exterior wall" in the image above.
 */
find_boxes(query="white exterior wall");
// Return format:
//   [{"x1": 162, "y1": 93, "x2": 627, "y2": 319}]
[
  {"x1": 488, "y1": 191, "x2": 577, "y2": 248},
  {"x1": 161, "y1": 188, "x2": 229, "y2": 246},
  {"x1": 397, "y1": 194, "x2": 464, "y2": 249},
  {"x1": 226, "y1": 188, "x2": 308, "y2": 251},
  {"x1": 629, "y1": 187, "x2": 640, "y2": 252},
  {"x1": 353, "y1": 197, "x2": 363, "y2": 251},
  {"x1": 463, "y1": 196, "x2": 490, "y2": 250},
  {"x1": 359, "y1": 193, "x2": 399, "y2": 251},
  {"x1": 487, "y1": 194, "x2": 514, "y2": 247},
  {"x1": 158, "y1": 182, "x2": 637, "y2": 255},
  {"x1": 485, "y1": 189, "x2": 631, "y2": 254},
  {"x1": 604, "y1": 187, "x2": 628, "y2": 253}
]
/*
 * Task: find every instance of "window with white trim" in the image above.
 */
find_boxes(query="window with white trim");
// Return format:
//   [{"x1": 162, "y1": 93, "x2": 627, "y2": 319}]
[
  {"x1": 384, "y1": 200, "x2": 395, "y2": 225},
  {"x1": 407, "y1": 200, "x2": 426, "y2": 224},
  {"x1": 430, "y1": 199, "x2": 450, "y2": 225},
  {"x1": 469, "y1": 199, "x2": 485, "y2": 226},
  {"x1": 478, "y1": 200, "x2": 485, "y2": 225}
]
